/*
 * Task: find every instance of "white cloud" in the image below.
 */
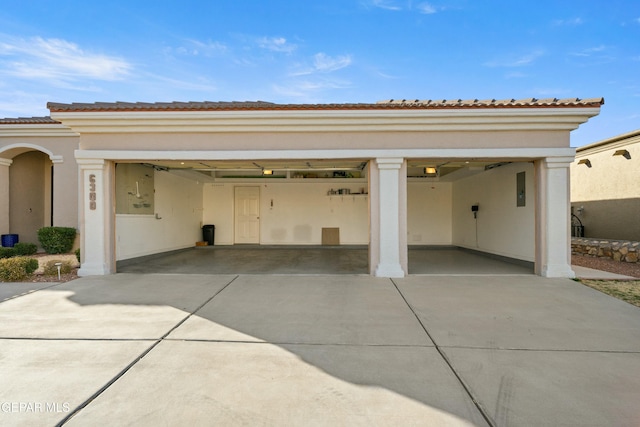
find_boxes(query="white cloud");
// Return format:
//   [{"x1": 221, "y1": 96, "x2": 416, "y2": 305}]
[
  {"x1": 171, "y1": 39, "x2": 227, "y2": 56},
  {"x1": 257, "y1": 36, "x2": 297, "y2": 53},
  {"x1": 370, "y1": 0, "x2": 402, "y2": 11},
  {"x1": 552, "y1": 17, "x2": 584, "y2": 26},
  {"x1": 0, "y1": 36, "x2": 131, "y2": 83},
  {"x1": 484, "y1": 50, "x2": 545, "y2": 67},
  {"x1": 368, "y1": 0, "x2": 440, "y2": 13},
  {"x1": 313, "y1": 53, "x2": 352, "y2": 72},
  {"x1": 417, "y1": 2, "x2": 437, "y2": 14},
  {"x1": 273, "y1": 77, "x2": 351, "y2": 99},
  {"x1": 290, "y1": 53, "x2": 352, "y2": 76},
  {"x1": 570, "y1": 45, "x2": 607, "y2": 57}
]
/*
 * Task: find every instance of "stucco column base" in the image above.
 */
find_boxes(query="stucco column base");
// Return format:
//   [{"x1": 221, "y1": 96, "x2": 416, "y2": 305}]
[
  {"x1": 375, "y1": 263, "x2": 406, "y2": 278},
  {"x1": 542, "y1": 264, "x2": 576, "y2": 278},
  {"x1": 78, "y1": 263, "x2": 111, "y2": 277}
]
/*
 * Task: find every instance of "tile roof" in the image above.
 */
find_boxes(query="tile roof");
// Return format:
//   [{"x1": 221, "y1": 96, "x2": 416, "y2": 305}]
[
  {"x1": 0, "y1": 116, "x2": 60, "y2": 124},
  {"x1": 47, "y1": 98, "x2": 604, "y2": 112}
]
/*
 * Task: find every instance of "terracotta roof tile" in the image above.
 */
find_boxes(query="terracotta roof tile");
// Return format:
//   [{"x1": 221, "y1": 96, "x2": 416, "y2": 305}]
[
  {"x1": 0, "y1": 116, "x2": 60, "y2": 124},
  {"x1": 45, "y1": 97, "x2": 604, "y2": 113}
]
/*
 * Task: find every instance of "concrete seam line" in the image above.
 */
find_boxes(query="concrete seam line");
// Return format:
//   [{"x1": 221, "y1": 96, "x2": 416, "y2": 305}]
[
  {"x1": 56, "y1": 275, "x2": 239, "y2": 426},
  {"x1": 0, "y1": 282, "x2": 66, "y2": 303},
  {"x1": 439, "y1": 345, "x2": 640, "y2": 354},
  {"x1": 390, "y1": 278, "x2": 496, "y2": 427}
]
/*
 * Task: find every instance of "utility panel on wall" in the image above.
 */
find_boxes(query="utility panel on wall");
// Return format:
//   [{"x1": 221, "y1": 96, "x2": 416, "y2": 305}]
[{"x1": 516, "y1": 171, "x2": 526, "y2": 207}]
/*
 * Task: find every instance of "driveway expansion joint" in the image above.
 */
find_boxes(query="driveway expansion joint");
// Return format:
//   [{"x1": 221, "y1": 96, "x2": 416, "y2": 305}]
[
  {"x1": 390, "y1": 278, "x2": 497, "y2": 427},
  {"x1": 57, "y1": 275, "x2": 239, "y2": 426}
]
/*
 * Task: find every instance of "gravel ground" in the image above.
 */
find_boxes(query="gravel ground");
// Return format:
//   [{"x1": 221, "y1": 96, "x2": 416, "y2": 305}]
[
  {"x1": 571, "y1": 253, "x2": 640, "y2": 279},
  {"x1": 29, "y1": 253, "x2": 80, "y2": 283}
]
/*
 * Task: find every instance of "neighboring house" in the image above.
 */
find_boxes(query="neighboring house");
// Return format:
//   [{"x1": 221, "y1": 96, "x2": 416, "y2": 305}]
[
  {"x1": 571, "y1": 129, "x2": 640, "y2": 241},
  {"x1": 1, "y1": 98, "x2": 602, "y2": 278}
]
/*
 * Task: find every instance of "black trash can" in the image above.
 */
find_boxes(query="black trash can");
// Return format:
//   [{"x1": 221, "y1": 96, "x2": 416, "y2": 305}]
[{"x1": 202, "y1": 225, "x2": 215, "y2": 246}]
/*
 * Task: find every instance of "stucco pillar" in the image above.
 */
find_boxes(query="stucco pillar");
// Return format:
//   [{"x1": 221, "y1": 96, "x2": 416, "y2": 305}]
[
  {"x1": 370, "y1": 158, "x2": 407, "y2": 278},
  {"x1": 535, "y1": 157, "x2": 575, "y2": 278},
  {"x1": 77, "y1": 159, "x2": 114, "y2": 276},
  {"x1": 0, "y1": 158, "x2": 12, "y2": 235}
]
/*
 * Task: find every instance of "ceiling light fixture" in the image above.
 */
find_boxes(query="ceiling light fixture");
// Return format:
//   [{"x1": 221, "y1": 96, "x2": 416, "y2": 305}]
[{"x1": 424, "y1": 167, "x2": 438, "y2": 177}]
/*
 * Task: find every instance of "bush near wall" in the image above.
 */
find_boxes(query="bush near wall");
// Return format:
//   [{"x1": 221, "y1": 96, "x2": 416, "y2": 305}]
[
  {"x1": 0, "y1": 247, "x2": 15, "y2": 259},
  {"x1": 13, "y1": 242, "x2": 38, "y2": 256},
  {"x1": 37, "y1": 227, "x2": 77, "y2": 254},
  {"x1": 0, "y1": 257, "x2": 39, "y2": 282}
]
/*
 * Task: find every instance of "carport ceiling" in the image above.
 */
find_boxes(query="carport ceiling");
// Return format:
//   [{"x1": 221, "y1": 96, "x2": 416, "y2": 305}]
[
  {"x1": 116, "y1": 158, "x2": 533, "y2": 182},
  {"x1": 119, "y1": 159, "x2": 369, "y2": 171}
]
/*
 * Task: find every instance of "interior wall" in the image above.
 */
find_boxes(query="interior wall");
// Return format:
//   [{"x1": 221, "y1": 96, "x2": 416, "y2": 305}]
[
  {"x1": 116, "y1": 170, "x2": 203, "y2": 260},
  {"x1": 452, "y1": 162, "x2": 535, "y2": 261},
  {"x1": 202, "y1": 182, "x2": 369, "y2": 245},
  {"x1": 407, "y1": 181, "x2": 452, "y2": 245},
  {"x1": 8, "y1": 151, "x2": 48, "y2": 246}
]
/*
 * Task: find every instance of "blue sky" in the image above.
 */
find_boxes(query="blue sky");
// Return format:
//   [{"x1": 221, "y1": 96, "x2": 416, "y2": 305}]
[{"x1": 0, "y1": 0, "x2": 638, "y2": 146}]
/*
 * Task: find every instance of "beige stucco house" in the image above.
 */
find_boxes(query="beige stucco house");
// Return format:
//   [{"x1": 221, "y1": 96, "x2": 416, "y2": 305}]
[
  {"x1": 571, "y1": 129, "x2": 640, "y2": 241},
  {"x1": 1, "y1": 97, "x2": 602, "y2": 278}
]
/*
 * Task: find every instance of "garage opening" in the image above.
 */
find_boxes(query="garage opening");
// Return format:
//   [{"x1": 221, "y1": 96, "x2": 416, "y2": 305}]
[
  {"x1": 114, "y1": 159, "x2": 371, "y2": 274},
  {"x1": 406, "y1": 158, "x2": 535, "y2": 275}
]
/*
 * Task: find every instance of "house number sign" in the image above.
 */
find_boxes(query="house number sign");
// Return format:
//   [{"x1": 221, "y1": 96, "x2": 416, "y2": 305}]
[{"x1": 89, "y1": 174, "x2": 97, "y2": 210}]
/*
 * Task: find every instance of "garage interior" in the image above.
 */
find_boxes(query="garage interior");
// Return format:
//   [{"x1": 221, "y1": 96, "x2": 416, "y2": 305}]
[{"x1": 114, "y1": 158, "x2": 536, "y2": 275}]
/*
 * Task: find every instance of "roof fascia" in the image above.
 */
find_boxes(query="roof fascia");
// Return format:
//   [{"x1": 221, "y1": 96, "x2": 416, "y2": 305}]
[
  {"x1": 52, "y1": 107, "x2": 601, "y2": 134},
  {"x1": 575, "y1": 129, "x2": 640, "y2": 156}
]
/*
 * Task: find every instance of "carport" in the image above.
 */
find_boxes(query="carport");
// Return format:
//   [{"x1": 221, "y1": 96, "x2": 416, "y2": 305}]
[{"x1": 47, "y1": 98, "x2": 602, "y2": 278}]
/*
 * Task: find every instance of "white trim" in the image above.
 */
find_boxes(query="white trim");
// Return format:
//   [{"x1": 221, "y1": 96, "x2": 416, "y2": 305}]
[
  {"x1": 53, "y1": 107, "x2": 601, "y2": 133},
  {"x1": 0, "y1": 158, "x2": 13, "y2": 167},
  {"x1": 0, "y1": 124, "x2": 77, "y2": 137},
  {"x1": 75, "y1": 147, "x2": 577, "y2": 161},
  {"x1": 575, "y1": 132, "x2": 640, "y2": 157},
  {"x1": 0, "y1": 143, "x2": 65, "y2": 163}
]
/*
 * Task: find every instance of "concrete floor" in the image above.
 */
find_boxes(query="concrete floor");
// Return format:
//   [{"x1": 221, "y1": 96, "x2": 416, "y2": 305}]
[
  {"x1": 1, "y1": 274, "x2": 640, "y2": 426},
  {"x1": 118, "y1": 246, "x2": 534, "y2": 275}
]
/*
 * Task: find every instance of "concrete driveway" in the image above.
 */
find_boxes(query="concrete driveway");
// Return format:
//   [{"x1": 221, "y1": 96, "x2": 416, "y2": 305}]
[{"x1": 1, "y1": 274, "x2": 639, "y2": 426}]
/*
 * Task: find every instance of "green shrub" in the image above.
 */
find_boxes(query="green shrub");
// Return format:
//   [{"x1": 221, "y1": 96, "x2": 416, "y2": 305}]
[
  {"x1": 75, "y1": 248, "x2": 81, "y2": 263},
  {"x1": 13, "y1": 242, "x2": 38, "y2": 256},
  {"x1": 24, "y1": 258, "x2": 39, "y2": 274},
  {"x1": 0, "y1": 256, "x2": 35, "y2": 282},
  {"x1": 42, "y1": 260, "x2": 73, "y2": 276},
  {"x1": 0, "y1": 247, "x2": 15, "y2": 259},
  {"x1": 37, "y1": 227, "x2": 77, "y2": 254}
]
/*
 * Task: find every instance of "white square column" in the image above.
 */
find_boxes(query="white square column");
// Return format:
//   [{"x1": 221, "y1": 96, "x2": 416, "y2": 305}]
[
  {"x1": 535, "y1": 157, "x2": 575, "y2": 278},
  {"x1": 77, "y1": 159, "x2": 114, "y2": 276},
  {"x1": 370, "y1": 158, "x2": 407, "y2": 278},
  {"x1": 0, "y1": 158, "x2": 12, "y2": 235}
]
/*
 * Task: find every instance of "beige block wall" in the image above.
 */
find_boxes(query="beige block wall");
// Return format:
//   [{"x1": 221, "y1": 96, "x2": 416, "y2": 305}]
[{"x1": 571, "y1": 138, "x2": 640, "y2": 240}]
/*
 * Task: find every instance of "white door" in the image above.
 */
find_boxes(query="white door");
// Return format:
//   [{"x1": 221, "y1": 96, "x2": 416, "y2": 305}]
[{"x1": 235, "y1": 186, "x2": 260, "y2": 244}]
